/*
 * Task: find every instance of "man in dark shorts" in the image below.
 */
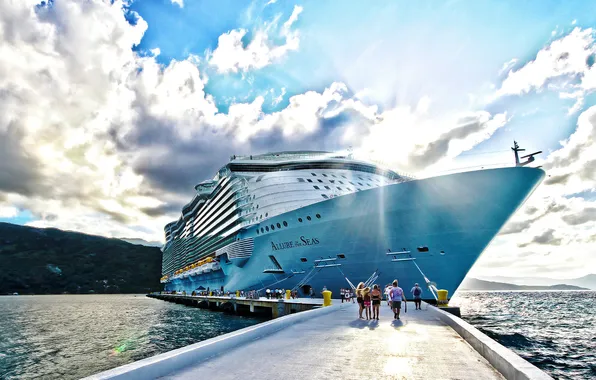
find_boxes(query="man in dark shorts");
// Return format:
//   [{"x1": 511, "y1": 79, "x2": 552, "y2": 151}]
[
  {"x1": 389, "y1": 280, "x2": 407, "y2": 319},
  {"x1": 411, "y1": 283, "x2": 423, "y2": 310}
]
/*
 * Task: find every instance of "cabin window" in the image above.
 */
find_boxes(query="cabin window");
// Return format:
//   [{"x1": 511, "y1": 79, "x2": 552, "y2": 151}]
[
  {"x1": 337, "y1": 254, "x2": 346, "y2": 259},
  {"x1": 307, "y1": 216, "x2": 312, "y2": 221},
  {"x1": 271, "y1": 225, "x2": 275, "y2": 230},
  {"x1": 283, "y1": 221, "x2": 288, "y2": 227},
  {"x1": 358, "y1": 182, "x2": 363, "y2": 186},
  {"x1": 324, "y1": 186, "x2": 330, "y2": 190},
  {"x1": 337, "y1": 187, "x2": 342, "y2": 191},
  {"x1": 322, "y1": 174, "x2": 328, "y2": 177},
  {"x1": 265, "y1": 213, "x2": 268, "y2": 217},
  {"x1": 316, "y1": 214, "x2": 321, "y2": 219},
  {"x1": 307, "y1": 179, "x2": 313, "y2": 183},
  {"x1": 318, "y1": 179, "x2": 323, "y2": 183},
  {"x1": 261, "y1": 228, "x2": 264, "y2": 233},
  {"x1": 297, "y1": 178, "x2": 305, "y2": 182},
  {"x1": 417, "y1": 246, "x2": 429, "y2": 252},
  {"x1": 311, "y1": 173, "x2": 317, "y2": 176},
  {"x1": 298, "y1": 218, "x2": 303, "y2": 222},
  {"x1": 329, "y1": 180, "x2": 335, "y2": 184},
  {"x1": 277, "y1": 223, "x2": 281, "y2": 228},
  {"x1": 300, "y1": 257, "x2": 308, "y2": 262},
  {"x1": 339, "y1": 181, "x2": 344, "y2": 184},
  {"x1": 313, "y1": 185, "x2": 320, "y2": 190},
  {"x1": 266, "y1": 226, "x2": 269, "y2": 232},
  {"x1": 321, "y1": 194, "x2": 329, "y2": 199}
]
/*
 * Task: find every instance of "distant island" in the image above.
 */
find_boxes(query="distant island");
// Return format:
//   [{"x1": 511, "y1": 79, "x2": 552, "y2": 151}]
[
  {"x1": 459, "y1": 278, "x2": 590, "y2": 291},
  {"x1": 0, "y1": 222, "x2": 162, "y2": 295}
]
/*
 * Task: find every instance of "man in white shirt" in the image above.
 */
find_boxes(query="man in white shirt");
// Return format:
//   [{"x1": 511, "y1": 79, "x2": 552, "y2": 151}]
[{"x1": 389, "y1": 280, "x2": 407, "y2": 320}]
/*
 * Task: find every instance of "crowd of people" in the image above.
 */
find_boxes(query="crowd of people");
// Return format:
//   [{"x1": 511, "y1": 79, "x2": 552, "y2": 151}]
[{"x1": 353, "y1": 280, "x2": 424, "y2": 320}]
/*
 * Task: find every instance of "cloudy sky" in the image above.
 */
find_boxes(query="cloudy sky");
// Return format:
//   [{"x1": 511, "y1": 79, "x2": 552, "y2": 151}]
[{"x1": 1, "y1": 0, "x2": 595, "y2": 279}]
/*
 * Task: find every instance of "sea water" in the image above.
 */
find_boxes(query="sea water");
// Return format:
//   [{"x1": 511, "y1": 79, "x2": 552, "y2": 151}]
[
  {"x1": 452, "y1": 291, "x2": 596, "y2": 380},
  {"x1": 0, "y1": 294, "x2": 268, "y2": 379}
]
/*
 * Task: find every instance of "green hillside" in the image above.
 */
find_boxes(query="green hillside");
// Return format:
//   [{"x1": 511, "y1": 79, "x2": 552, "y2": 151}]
[{"x1": 0, "y1": 222, "x2": 162, "y2": 295}]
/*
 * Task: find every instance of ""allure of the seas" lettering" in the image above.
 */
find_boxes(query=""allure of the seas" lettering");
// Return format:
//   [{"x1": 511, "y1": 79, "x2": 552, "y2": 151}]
[{"x1": 271, "y1": 236, "x2": 320, "y2": 251}]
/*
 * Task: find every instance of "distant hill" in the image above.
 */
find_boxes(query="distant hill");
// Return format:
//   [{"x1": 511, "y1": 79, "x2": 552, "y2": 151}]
[
  {"x1": 0, "y1": 222, "x2": 162, "y2": 295},
  {"x1": 480, "y1": 274, "x2": 596, "y2": 290},
  {"x1": 459, "y1": 278, "x2": 589, "y2": 291},
  {"x1": 119, "y1": 238, "x2": 163, "y2": 247}
]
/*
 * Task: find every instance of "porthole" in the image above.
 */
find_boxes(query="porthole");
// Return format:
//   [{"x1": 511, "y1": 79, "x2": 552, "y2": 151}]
[
  {"x1": 300, "y1": 257, "x2": 308, "y2": 262},
  {"x1": 256, "y1": 230, "x2": 260, "y2": 235},
  {"x1": 313, "y1": 185, "x2": 320, "y2": 190},
  {"x1": 322, "y1": 174, "x2": 328, "y2": 177},
  {"x1": 298, "y1": 218, "x2": 303, "y2": 222},
  {"x1": 417, "y1": 246, "x2": 429, "y2": 252},
  {"x1": 316, "y1": 214, "x2": 321, "y2": 219},
  {"x1": 257, "y1": 205, "x2": 259, "y2": 208},
  {"x1": 271, "y1": 225, "x2": 275, "y2": 230},
  {"x1": 265, "y1": 213, "x2": 268, "y2": 217},
  {"x1": 261, "y1": 228, "x2": 264, "y2": 233},
  {"x1": 318, "y1": 179, "x2": 323, "y2": 183},
  {"x1": 277, "y1": 223, "x2": 281, "y2": 228},
  {"x1": 266, "y1": 226, "x2": 269, "y2": 232},
  {"x1": 440, "y1": 250, "x2": 446, "y2": 255},
  {"x1": 283, "y1": 221, "x2": 288, "y2": 227},
  {"x1": 337, "y1": 254, "x2": 346, "y2": 259},
  {"x1": 311, "y1": 173, "x2": 316, "y2": 176},
  {"x1": 307, "y1": 216, "x2": 311, "y2": 221},
  {"x1": 307, "y1": 179, "x2": 313, "y2": 183}
]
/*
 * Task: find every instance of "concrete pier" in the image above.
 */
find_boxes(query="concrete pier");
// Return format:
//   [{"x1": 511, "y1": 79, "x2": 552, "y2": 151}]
[
  {"x1": 84, "y1": 302, "x2": 552, "y2": 380},
  {"x1": 147, "y1": 293, "x2": 328, "y2": 318}
]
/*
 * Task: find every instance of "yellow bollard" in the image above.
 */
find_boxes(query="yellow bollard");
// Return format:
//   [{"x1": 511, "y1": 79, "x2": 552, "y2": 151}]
[
  {"x1": 437, "y1": 289, "x2": 448, "y2": 307},
  {"x1": 322, "y1": 290, "x2": 332, "y2": 306},
  {"x1": 209, "y1": 291, "x2": 213, "y2": 296},
  {"x1": 286, "y1": 289, "x2": 291, "y2": 299},
  {"x1": 236, "y1": 290, "x2": 240, "y2": 297}
]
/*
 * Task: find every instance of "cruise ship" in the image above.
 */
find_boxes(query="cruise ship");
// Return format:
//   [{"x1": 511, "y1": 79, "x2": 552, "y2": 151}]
[{"x1": 160, "y1": 143, "x2": 544, "y2": 300}]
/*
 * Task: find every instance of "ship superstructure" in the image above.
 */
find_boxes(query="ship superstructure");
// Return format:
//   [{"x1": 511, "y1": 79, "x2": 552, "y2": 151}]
[{"x1": 160, "y1": 148, "x2": 544, "y2": 299}]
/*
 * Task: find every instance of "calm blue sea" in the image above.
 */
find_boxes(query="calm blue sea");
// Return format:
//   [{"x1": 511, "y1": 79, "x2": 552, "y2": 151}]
[
  {"x1": 0, "y1": 295, "x2": 268, "y2": 380},
  {"x1": 452, "y1": 291, "x2": 596, "y2": 380}
]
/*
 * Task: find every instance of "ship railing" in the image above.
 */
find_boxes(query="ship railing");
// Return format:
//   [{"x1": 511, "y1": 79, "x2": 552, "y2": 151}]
[
  {"x1": 419, "y1": 162, "x2": 516, "y2": 178},
  {"x1": 233, "y1": 152, "x2": 342, "y2": 161}
]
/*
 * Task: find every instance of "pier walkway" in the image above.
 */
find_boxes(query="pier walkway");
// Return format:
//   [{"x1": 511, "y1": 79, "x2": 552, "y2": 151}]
[{"x1": 161, "y1": 303, "x2": 503, "y2": 380}]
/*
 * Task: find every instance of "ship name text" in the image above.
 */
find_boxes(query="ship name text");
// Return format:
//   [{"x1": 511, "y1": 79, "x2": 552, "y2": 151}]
[{"x1": 271, "y1": 236, "x2": 320, "y2": 251}]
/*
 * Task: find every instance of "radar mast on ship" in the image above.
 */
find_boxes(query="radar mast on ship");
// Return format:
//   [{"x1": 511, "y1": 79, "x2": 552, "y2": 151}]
[{"x1": 511, "y1": 141, "x2": 542, "y2": 167}]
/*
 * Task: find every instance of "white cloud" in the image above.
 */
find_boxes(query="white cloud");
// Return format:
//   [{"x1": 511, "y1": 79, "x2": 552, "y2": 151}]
[
  {"x1": 0, "y1": 205, "x2": 19, "y2": 218},
  {"x1": 209, "y1": 5, "x2": 303, "y2": 73},
  {"x1": 493, "y1": 28, "x2": 596, "y2": 114},
  {"x1": 170, "y1": 0, "x2": 183, "y2": 8}
]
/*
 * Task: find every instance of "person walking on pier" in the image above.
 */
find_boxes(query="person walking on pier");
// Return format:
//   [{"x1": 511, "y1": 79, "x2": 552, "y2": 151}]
[
  {"x1": 362, "y1": 287, "x2": 372, "y2": 320},
  {"x1": 371, "y1": 285, "x2": 382, "y2": 320},
  {"x1": 411, "y1": 283, "x2": 423, "y2": 310},
  {"x1": 355, "y1": 282, "x2": 365, "y2": 319},
  {"x1": 384, "y1": 284, "x2": 393, "y2": 308},
  {"x1": 389, "y1": 280, "x2": 406, "y2": 320}
]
